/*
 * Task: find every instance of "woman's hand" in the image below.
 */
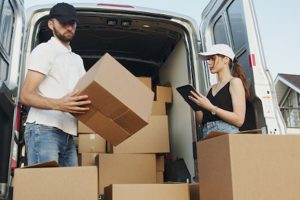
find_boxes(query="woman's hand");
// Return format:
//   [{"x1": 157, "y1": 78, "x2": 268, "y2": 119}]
[{"x1": 188, "y1": 91, "x2": 214, "y2": 111}]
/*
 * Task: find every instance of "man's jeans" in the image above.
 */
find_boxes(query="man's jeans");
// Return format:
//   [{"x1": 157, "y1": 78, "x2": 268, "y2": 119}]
[{"x1": 24, "y1": 123, "x2": 78, "y2": 166}]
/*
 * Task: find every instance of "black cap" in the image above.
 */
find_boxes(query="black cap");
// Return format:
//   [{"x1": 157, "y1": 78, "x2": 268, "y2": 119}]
[{"x1": 49, "y1": 2, "x2": 79, "y2": 24}]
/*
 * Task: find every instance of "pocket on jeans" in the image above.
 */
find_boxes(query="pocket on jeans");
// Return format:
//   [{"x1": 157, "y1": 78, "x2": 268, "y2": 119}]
[{"x1": 36, "y1": 124, "x2": 58, "y2": 132}]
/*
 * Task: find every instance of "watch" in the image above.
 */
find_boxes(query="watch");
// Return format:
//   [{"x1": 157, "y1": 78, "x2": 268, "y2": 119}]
[{"x1": 211, "y1": 106, "x2": 218, "y2": 115}]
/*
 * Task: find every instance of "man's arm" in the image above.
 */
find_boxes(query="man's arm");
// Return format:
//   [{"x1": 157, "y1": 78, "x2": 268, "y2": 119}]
[{"x1": 20, "y1": 70, "x2": 91, "y2": 114}]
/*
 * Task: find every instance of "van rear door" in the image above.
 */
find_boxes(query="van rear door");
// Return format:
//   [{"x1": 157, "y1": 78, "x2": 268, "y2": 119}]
[
  {"x1": 199, "y1": 0, "x2": 285, "y2": 134},
  {"x1": 0, "y1": 0, "x2": 25, "y2": 199}
]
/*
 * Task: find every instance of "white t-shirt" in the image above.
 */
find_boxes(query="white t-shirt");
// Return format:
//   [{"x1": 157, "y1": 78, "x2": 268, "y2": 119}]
[{"x1": 26, "y1": 37, "x2": 86, "y2": 136}]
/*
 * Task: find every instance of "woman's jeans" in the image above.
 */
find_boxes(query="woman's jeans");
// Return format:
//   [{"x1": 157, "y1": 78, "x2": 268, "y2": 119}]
[
  {"x1": 24, "y1": 123, "x2": 78, "y2": 166},
  {"x1": 202, "y1": 120, "x2": 239, "y2": 138}
]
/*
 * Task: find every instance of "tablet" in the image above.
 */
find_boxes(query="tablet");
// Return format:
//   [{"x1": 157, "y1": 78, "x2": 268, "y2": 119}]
[{"x1": 176, "y1": 84, "x2": 203, "y2": 111}]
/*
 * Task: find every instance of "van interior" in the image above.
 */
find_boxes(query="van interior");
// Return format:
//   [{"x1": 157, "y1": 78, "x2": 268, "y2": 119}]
[
  {"x1": 25, "y1": 10, "x2": 257, "y2": 180},
  {"x1": 34, "y1": 12, "x2": 184, "y2": 81}
]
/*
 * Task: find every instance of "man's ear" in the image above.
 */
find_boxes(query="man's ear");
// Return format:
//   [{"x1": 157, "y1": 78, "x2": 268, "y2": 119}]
[{"x1": 48, "y1": 19, "x2": 54, "y2": 31}]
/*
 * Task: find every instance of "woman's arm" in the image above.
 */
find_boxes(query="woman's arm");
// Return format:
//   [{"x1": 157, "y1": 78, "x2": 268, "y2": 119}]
[
  {"x1": 189, "y1": 78, "x2": 246, "y2": 127},
  {"x1": 213, "y1": 78, "x2": 246, "y2": 126},
  {"x1": 195, "y1": 110, "x2": 203, "y2": 125}
]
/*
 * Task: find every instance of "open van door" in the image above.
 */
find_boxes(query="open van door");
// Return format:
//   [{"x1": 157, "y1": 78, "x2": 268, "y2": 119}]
[
  {"x1": 199, "y1": 0, "x2": 286, "y2": 134},
  {"x1": 0, "y1": 0, "x2": 25, "y2": 199}
]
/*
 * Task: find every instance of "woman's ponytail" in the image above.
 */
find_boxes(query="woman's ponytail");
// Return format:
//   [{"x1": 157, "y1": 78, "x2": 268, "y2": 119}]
[{"x1": 230, "y1": 58, "x2": 250, "y2": 98}]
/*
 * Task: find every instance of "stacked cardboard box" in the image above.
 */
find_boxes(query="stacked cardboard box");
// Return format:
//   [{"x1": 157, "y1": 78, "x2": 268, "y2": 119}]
[
  {"x1": 104, "y1": 184, "x2": 190, "y2": 200},
  {"x1": 198, "y1": 133, "x2": 300, "y2": 200},
  {"x1": 13, "y1": 162, "x2": 98, "y2": 200},
  {"x1": 96, "y1": 153, "x2": 156, "y2": 194},
  {"x1": 78, "y1": 121, "x2": 106, "y2": 166},
  {"x1": 77, "y1": 76, "x2": 174, "y2": 197},
  {"x1": 106, "y1": 77, "x2": 172, "y2": 185},
  {"x1": 156, "y1": 155, "x2": 165, "y2": 183},
  {"x1": 108, "y1": 77, "x2": 172, "y2": 154},
  {"x1": 73, "y1": 56, "x2": 174, "y2": 197}
]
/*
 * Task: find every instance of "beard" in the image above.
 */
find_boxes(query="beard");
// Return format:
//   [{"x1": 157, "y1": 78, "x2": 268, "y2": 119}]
[{"x1": 53, "y1": 26, "x2": 75, "y2": 43}]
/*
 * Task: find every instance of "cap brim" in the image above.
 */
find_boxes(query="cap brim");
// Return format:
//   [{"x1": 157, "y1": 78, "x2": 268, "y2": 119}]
[
  {"x1": 56, "y1": 16, "x2": 79, "y2": 24},
  {"x1": 198, "y1": 52, "x2": 214, "y2": 60}
]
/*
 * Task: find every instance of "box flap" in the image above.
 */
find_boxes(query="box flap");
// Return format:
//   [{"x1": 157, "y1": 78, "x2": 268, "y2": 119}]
[
  {"x1": 22, "y1": 160, "x2": 59, "y2": 168},
  {"x1": 201, "y1": 129, "x2": 261, "y2": 140}
]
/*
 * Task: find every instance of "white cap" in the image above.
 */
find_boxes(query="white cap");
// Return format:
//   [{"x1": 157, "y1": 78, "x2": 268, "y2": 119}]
[{"x1": 198, "y1": 44, "x2": 235, "y2": 60}]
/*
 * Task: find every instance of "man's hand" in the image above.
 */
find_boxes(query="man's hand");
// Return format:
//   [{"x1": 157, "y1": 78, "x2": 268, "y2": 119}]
[
  {"x1": 56, "y1": 91, "x2": 91, "y2": 114},
  {"x1": 20, "y1": 70, "x2": 91, "y2": 114}
]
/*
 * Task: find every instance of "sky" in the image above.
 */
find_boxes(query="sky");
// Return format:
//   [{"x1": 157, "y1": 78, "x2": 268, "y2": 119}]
[{"x1": 24, "y1": 0, "x2": 300, "y2": 79}]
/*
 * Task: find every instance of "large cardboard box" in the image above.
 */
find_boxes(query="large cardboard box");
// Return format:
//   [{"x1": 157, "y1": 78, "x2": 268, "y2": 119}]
[
  {"x1": 78, "y1": 134, "x2": 106, "y2": 153},
  {"x1": 97, "y1": 153, "x2": 156, "y2": 194},
  {"x1": 14, "y1": 166, "x2": 98, "y2": 200},
  {"x1": 104, "y1": 184, "x2": 190, "y2": 200},
  {"x1": 110, "y1": 116, "x2": 170, "y2": 153},
  {"x1": 74, "y1": 53, "x2": 154, "y2": 145},
  {"x1": 198, "y1": 134, "x2": 300, "y2": 200}
]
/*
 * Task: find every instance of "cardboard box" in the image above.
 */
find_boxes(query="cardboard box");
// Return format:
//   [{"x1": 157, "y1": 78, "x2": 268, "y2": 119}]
[
  {"x1": 104, "y1": 184, "x2": 190, "y2": 200},
  {"x1": 78, "y1": 121, "x2": 94, "y2": 134},
  {"x1": 14, "y1": 166, "x2": 98, "y2": 200},
  {"x1": 80, "y1": 153, "x2": 98, "y2": 166},
  {"x1": 137, "y1": 77, "x2": 152, "y2": 89},
  {"x1": 151, "y1": 101, "x2": 166, "y2": 115},
  {"x1": 97, "y1": 153, "x2": 156, "y2": 194},
  {"x1": 78, "y1": 134, "x2": 106, "y2": 153},
  {"x1": 74, "y1": 53, "x2": 154, "y2": 145},
  {"x1": 156, "y1": 86, "x2": 172, "y2": 103},
  {"x1": 198, "y1": 133, "x2": 300, "y2": 200},
  {"x1": 156, "y1": 172, "x2": 164, "y2": 183},
  {"x1": 110, "y1": 116, "x2": 170, "y2": 153},
  {"x1": 156, "y1": 155, "x2": 165, "y2": 172},
  {"x1": 188, "y1": 183, "x2": 199, "y2": 200}
]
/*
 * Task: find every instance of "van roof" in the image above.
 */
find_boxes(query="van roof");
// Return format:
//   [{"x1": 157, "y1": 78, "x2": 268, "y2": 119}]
[{"x1": 26, "y1": 2, "x2": 198, "y2": 27}]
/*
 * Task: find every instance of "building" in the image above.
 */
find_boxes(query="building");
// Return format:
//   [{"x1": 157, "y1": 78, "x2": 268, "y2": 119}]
[{"x1": 275, "y1": 73, "x2": 300, "y2": 134}]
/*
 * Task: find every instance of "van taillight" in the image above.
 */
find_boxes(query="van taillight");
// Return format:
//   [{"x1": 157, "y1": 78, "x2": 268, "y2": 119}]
[
  {"x1": 97, "y1": 3, "x2": 134, "y2": 8},
  {"x1": 249, "y1": 54, "x2": 256, "y2": 67}
]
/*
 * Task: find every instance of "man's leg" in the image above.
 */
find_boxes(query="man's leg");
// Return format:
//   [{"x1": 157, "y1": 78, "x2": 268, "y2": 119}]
[
  {"x1": 59, "y1": 134, "x2": 78, "y2": 167},
  {"x1": 24, "y1": 123, "x2": 60, "y2": 165}
]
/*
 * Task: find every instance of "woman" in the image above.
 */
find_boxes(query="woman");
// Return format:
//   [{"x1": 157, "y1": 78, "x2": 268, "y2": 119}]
[{"x1": 189, "y1": 44, "x2": 249, "y2": 137}]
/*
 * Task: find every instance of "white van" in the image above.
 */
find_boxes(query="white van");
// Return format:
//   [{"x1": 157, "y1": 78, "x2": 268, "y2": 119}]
[{"x1": 0, "y1": 0, "x2": 286, "y2": 199}]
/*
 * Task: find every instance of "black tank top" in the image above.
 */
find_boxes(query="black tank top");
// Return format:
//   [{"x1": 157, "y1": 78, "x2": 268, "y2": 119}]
[{"x1": 202, "y1": 81, "x2": 233, "y2": 125}]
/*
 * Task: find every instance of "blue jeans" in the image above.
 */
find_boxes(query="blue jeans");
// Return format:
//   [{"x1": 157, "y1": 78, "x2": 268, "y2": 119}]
[
  {"x1": 24, "y1": 123, "x2": 78, "y2": 166},
  {"x1": 202, "y1": 120, "x2": 239, "y2": 138}
]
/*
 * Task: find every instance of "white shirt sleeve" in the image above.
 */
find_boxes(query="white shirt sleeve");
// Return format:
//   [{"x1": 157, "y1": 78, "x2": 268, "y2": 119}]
[{"x1": 26, "y1": 43, "x2": 52, "y2": 75}]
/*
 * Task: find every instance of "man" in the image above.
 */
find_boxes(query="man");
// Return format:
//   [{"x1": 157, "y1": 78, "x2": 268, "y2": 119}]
[{"x1": 20, "y1": 3, "x2": 90, "y2": 166}]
